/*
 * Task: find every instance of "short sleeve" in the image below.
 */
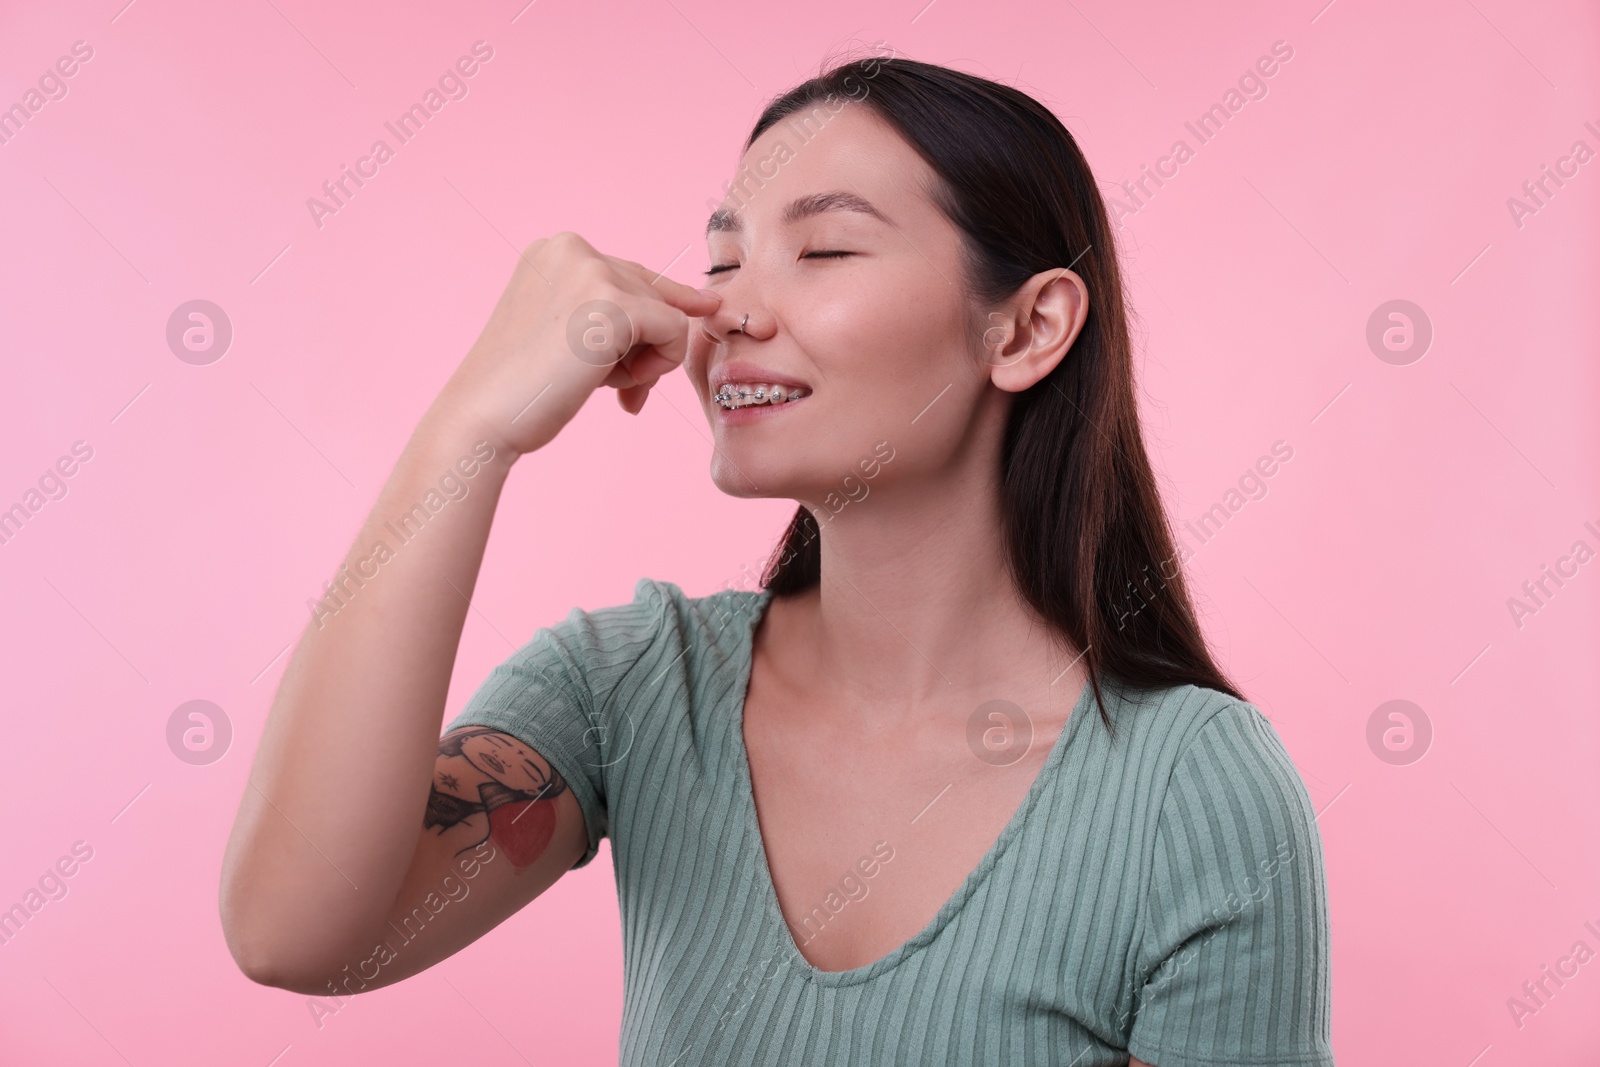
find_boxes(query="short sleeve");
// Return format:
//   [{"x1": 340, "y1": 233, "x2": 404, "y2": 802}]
[
  {"x1": 441, "y1": 577, "x2": 676, "y2": 869},
  {"x1": 1128, "y1": 701, "x2": 1335, "y2": 1067}
]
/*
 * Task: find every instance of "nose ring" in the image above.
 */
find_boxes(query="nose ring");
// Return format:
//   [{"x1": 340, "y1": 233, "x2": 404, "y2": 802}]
[{"x1": 740, "y1": 314, "x2": 749, "y2": 333}]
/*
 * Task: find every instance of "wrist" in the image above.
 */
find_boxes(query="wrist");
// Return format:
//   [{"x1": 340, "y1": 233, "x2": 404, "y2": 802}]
[
  {"x1": 410, "y1": 405, "x2": 519, "y2": 481},
  {"x1": 421, "y1": 370, "x2": 573, "y2": 465}
]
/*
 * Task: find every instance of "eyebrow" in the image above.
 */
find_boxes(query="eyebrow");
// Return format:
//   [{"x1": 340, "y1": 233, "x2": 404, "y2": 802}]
[{"x1": 705, "y1": 191, "x2": 892, "y2": 235}]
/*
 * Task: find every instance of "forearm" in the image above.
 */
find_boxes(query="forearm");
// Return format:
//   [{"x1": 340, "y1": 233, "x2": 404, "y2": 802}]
[
  {"x1": 221, "y1": 407, "x2": 527, "y2": 974},
  {"x1": 218, "y1": 233, "x2": 717, "y2": 984}
]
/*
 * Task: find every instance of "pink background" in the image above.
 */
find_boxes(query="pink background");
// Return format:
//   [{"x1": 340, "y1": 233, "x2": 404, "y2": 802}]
[{"x1": 2, "y1": 0, "x2": 1597, "y2": 1062}]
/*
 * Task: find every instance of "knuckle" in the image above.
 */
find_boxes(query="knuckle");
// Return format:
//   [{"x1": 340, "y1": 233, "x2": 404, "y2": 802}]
[
  {"x1": 535, "y1": 231, "x2": 580, "y2": 262},
  {"x1": 552, "y1": 230, "x2": 592, "y2": 253},
  {"x1": 576, "y1": 261, "x2": 615, "y2": 290}
]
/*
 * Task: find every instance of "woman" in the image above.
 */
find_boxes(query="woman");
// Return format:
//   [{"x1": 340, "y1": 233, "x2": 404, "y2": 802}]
[{"x1": 221, "y1": 56, "x2": 1334, "y2": 1066}]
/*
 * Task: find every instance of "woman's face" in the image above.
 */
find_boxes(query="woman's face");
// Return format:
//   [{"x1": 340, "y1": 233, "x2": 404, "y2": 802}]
[
  {"x1": 687, "y1": 104, "x2": 993, "y2": 504},
  {"x1": 457, "y1": 731, "x2": 554, "y2": 794}
]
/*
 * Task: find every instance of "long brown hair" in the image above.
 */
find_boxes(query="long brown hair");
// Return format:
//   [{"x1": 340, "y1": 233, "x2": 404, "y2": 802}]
[{"x1": 749, "y1": 56, "x2": 1243, "y2": 732}]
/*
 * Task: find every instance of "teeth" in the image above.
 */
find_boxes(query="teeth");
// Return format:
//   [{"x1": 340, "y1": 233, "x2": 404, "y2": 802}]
[{"x1": 713, "y1": 383, "x2": 810, "y2": 409}]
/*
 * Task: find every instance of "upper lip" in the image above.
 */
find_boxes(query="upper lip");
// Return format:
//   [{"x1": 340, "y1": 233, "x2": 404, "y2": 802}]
[{"x1": 708, "y1": 361, "x2": 812, "y2": 395}]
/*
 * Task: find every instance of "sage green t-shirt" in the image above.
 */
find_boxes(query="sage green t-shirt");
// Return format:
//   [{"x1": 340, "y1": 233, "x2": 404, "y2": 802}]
[{"x1": 445, "y1": 577, "x2": 1335, "y2": 1066}]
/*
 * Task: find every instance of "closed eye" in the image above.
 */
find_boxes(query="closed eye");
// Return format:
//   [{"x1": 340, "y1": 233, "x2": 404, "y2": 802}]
[{"x1": 702, "y1": 251, "x2": 855, "y2": 276}]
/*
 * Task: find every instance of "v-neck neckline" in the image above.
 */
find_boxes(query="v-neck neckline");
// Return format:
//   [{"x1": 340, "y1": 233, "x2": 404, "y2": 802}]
[{"x1": 726, "y1": 587, "x2": 1103, "y2": 988}]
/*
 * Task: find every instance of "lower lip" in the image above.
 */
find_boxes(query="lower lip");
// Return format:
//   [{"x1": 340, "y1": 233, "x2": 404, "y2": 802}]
[{"x1": 714, "y1": 395, "x2": 809, "y2": 425}]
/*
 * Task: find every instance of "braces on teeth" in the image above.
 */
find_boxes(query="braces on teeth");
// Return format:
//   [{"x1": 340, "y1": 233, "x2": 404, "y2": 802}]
[{"x1": 713, "y1": 384, "x2": 810, "y2": 409}]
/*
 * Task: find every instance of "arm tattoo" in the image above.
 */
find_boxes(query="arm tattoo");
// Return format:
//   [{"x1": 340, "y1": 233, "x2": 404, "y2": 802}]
[{"x1": 426, "y1": 727, "x2": 570, "y2": 871}]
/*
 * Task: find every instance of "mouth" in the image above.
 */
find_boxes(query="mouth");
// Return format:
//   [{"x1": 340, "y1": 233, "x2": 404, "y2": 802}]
[{"x1": 711, "y1": 382, "x2": 812, "y2": 411}]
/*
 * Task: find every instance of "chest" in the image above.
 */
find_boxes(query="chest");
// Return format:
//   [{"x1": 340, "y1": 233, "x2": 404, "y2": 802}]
[{"x1": 739, "y1": 679, "x2": 1068, "y2": 973}]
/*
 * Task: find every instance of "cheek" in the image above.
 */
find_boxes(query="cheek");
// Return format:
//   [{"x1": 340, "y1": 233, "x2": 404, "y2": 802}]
[
  {"x1": 789, "y1": 289, "x2": 865, "y2": 370},
  {"x1": 797, "y1": 278, "x2": 965, "y2": 393},
  {"x1": 685, "y1": 327, "x2": 715, "y2": 391}
]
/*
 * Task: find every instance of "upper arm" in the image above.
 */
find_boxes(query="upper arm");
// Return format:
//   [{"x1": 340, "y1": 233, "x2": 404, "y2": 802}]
[
  {"x1": 1126, "y1": 703, "x2": 1335, "y2": 1067},
  {"x1": 325, "y1": 726, "x2": 589, "y2": 994},
  {"x1": 317, "y1": 579, "x2": 676, "y2": 994},
  {"x1": 424, "y1": 725, "x2": 586, "y2": 871}
]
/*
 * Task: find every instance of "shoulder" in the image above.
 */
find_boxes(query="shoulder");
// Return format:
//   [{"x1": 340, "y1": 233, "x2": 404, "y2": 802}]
[
  {"x1": 1111, "y1": 681, "x2": 1303, "y2": 783},
  {"x1": 1116, "y1": 684, "x2": 1325, "y2": 909},
  {"x1": 625, "y1": 577, "x2": 768, "y2": 662},
  {"x1": 634, "y1": 577, "x2": 767, "y2": 639},
  {"x1": 1110, "y1": 680, "x2": 1262, "y2": 748},
  {"x1": 1124, "y1": 686, "x2": 1335, "y2": 1063},
  {"x1": 1103, "y1": 681, "x2": 1320, "y2": 852},
  {"x1": 525, "y1": 577, "x2": 766, "y2": 682}
]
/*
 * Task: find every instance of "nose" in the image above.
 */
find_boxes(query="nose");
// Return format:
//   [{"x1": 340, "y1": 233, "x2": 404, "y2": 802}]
[
  {"x1": 705, "y1": 308, "x2": 771, "y2": 344},
  {"x1": 702, "y1": 274, "x2": 770, "y2": 342},
  {"x1": 701, "y1": 307, "x2": 743, "y2": 344}
]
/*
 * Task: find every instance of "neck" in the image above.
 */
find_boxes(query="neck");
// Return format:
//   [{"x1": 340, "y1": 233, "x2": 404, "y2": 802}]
[{"x1": 792, "y1": 458, "x2": 1086, "y2": 719}]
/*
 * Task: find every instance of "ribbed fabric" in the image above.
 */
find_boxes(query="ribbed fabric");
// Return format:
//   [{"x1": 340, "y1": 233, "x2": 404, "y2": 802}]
[{"x1": 445, "y1": 577, "x2": 1335, "y2": 1066}]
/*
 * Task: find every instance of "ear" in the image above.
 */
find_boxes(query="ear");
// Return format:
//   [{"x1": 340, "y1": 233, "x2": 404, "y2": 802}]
[{"x1": 982, "y1": 268, "x2": 1089, "y2": 392}]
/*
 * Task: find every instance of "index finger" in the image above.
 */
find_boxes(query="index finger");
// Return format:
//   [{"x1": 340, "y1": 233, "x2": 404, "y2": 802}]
[{"x1": 608, "y1": 256, "x2": 722, "y2": 316}]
